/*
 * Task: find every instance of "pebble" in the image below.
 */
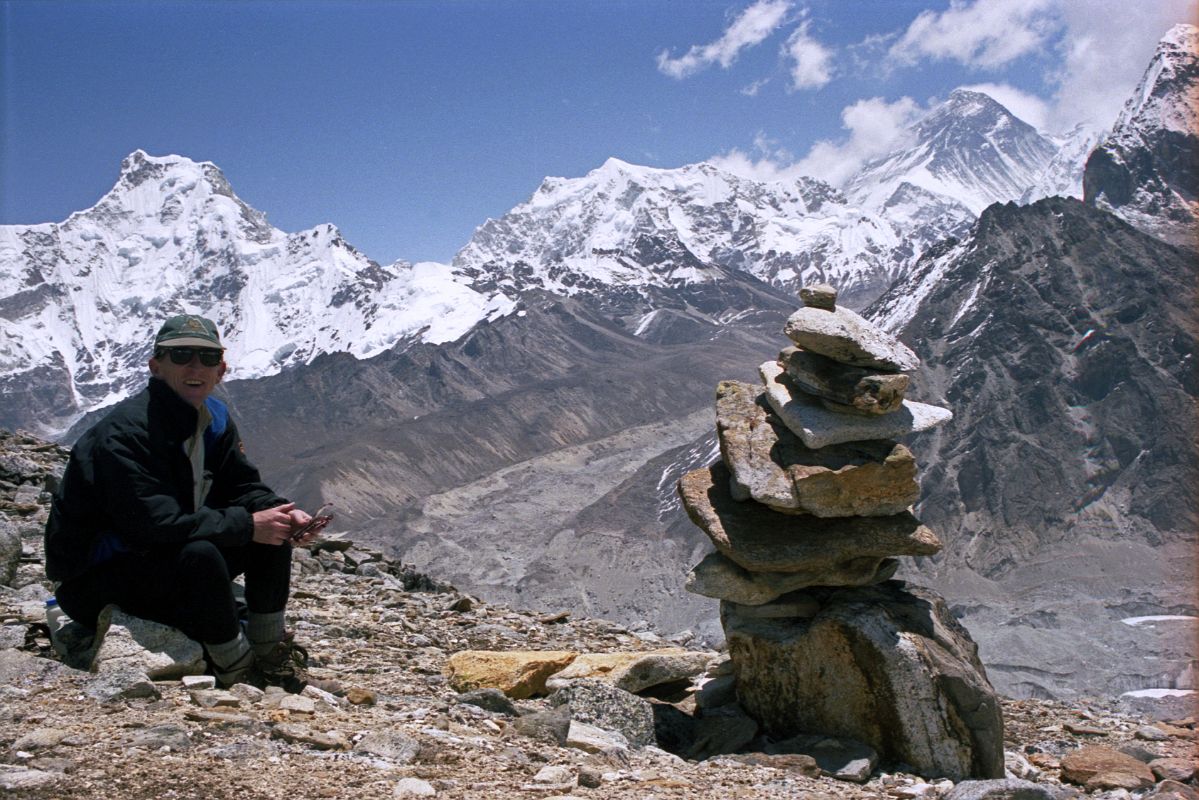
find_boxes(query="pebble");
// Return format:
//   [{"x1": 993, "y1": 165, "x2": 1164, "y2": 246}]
[
  {"x1": 190, "y1": 689, "x2": 240, "y2": 708},
  {"x1": 393, "y1": 777, "x2": 436, "y2": 797},
  {"x1": 181, "y1": 674, "x2": 216, "y2": 690},
  {"x1": 1135, "y1": 725, "x2": 1170, "y2": 741}
]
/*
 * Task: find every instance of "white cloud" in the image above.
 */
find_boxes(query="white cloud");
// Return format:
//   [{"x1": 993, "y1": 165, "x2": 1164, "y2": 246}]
[
  {"x1": 657, "y1": 0, "x2": 792, "y2": 79},
  {"x1": 888, "y1": 0, "x2": 1059, "y2": 70},
  {"x1": 796, "y1": 97, "x2": 923, "y2": 185},
  {"x1": 783, "y1": 18, "x2": 835, "y2": 90},
  {"x1": 1048, "y1": 0, "x2": 1199, "y2": 130},
  {"x1": 710, "y1": 133, "x2": 807, "y2": 182},
  {"x1": 709, "y1": 148, "x2": 805, "y2": 182},
  {"x1": 710, "y1": 98, "x2": 924, "y2": 187},
  {"x1": 957, "y1": 82, "x2": 1051, "y2": 129},
  {"x1": 740, "y1": 77, "x2": 771, "y2": 96}
]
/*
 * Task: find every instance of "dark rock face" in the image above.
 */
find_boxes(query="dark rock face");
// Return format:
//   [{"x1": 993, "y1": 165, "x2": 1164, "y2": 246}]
[
  {"x1": 868, "y1": 196, "x2": 1197, "y2": 699},
  {"x1": 874, "y1": 197, "x2": 1197, "y2": 573},
  {"x1": 1083, "y1": 24, "x2": 1198, "y2": 248}
]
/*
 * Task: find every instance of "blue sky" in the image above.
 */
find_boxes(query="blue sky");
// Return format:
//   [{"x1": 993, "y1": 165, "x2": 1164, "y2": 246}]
[{"x1": 2, "y1": 0, "x2": 1194, "y2": 264}]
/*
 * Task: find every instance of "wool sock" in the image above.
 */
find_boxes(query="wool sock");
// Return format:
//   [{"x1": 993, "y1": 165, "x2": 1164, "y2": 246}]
[
  {"x1": 246, "y1": 610, "x2": 286, "y2": 657},
  {"x1": 206, "y1": 631, "x2": 253, "y2": 686}
]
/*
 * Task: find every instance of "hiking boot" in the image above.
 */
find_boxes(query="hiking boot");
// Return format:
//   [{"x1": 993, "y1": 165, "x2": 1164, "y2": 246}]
[{"x1": 254, "y1": 632, "x2": 308, "y2": 694}]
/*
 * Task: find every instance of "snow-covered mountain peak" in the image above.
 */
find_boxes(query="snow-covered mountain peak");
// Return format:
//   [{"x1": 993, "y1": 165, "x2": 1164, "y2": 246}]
[
  {"x1": 847, "y1": 89, "x2": 1058, "y2": 217},
  {"x1": 0, "y1": 152, "x2": 510, "y2": 434},
  {"x1": 65, "y1": 150, "x2": 273, "y2": 246},
  {"x1": 452, "y1": 156, "x2": 905, "y2": 307},
  {"x1": 1082, "y1": 24, "x2": 1198, "y2": 246},
  {"x1": 1113, "y1": 23, "x2": 1198, "y2": 138}
]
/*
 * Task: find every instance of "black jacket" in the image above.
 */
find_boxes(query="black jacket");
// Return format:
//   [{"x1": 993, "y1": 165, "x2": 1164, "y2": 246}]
[{"x1": 45, "y1": 378, "x2": 287, "y2": 583}]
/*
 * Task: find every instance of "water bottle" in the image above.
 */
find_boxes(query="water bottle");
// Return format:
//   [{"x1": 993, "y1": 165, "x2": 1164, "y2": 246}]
[{"x1": 44, "y1": 597, "x2": 70, "y2": 656}]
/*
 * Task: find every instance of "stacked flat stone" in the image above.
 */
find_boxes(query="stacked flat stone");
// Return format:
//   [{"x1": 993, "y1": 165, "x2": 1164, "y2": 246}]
[{"x1": 677, "y1": 284, "x2": 1004, "y2": 781}]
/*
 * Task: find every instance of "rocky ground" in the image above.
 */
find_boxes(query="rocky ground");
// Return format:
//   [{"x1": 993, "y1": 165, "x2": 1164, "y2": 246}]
[{"x1": 0, "y1": 429, "x2": 1195, "y2": 800}]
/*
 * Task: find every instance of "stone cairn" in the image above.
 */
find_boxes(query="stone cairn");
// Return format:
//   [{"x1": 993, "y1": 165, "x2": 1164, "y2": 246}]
[{"x1": 678, "y1": 284, "x2": 1005, "y2": 781}]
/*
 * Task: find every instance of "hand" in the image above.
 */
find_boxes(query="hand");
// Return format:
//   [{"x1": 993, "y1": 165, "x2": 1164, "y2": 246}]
[
  {"x1": 289, "y1": 503, "x2": 333, "y2": 545},
  {"x1": 252, "y1": 503, "x2": 297, "y2": 545},
  {"x1": 288, "y1": 508, "x2": 312, "y2": 531}
]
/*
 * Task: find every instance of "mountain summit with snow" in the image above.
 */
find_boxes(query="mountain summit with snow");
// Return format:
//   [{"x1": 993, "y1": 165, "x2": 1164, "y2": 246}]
[
  {"x1": 0, "y1": 150, "x2": 509, "y2": 433},
  {"x1": 1084, "y1": 23, "x2": 1199, "y2": 245},
  {"x1": 451, "y1": 157, "x2": 901, "y2": 309}
]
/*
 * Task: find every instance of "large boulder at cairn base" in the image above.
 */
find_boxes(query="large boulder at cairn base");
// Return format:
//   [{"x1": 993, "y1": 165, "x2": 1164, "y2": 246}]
[
  {"x1": 678, "y1": 462, "x2": 941, "y2": 574},
  {"x1": 760, "y1": 361, "x2": 951, "y2": 449},
  {"x1": 716, "y1": 379, "x2": 919, "y2": 517},
  {"x1": 723, "y1": 581, "x2": 1004, "y2": 781}
]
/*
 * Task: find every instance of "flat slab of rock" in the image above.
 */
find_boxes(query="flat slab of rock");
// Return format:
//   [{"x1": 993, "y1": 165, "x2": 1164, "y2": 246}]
[
  {"x1": 678, "y1": 463, "x2": 941, "y2": 574},
  {"x1": 1060, "y1": 745, "x2": 1156, "y2": 790},
  {"x1": 783, "y1": 304, "x2": 919, "y2": 370},
  {"x1": 566, "y1": 719, "x2": 629, "y2": 753},
  {"x1": 687, "y1": 551, "x2": 899, "y2": 605},
  {"x1": 761, "y1": 362, "x2": 951, "y2": 449},
  {"x1": 723, "y1": 581, "x2": 1004, "y2": 782},
  {"x1": 780, "y1": 347, "x2": 909, "y2": 415},
  {"x1": 445, "y1": 650, "x2": 577, "y2": 699},
  {"x1": 549, "y1": 649, "x2": 715, "y2": 694},
  {"x1": 717, "y1": 380, "x2": 919, "y2": 517}
]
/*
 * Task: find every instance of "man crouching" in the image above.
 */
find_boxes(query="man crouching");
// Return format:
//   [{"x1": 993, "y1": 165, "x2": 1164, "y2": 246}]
[{"x1": 44, "y1": 314, "x2": 322, "y2": 691}]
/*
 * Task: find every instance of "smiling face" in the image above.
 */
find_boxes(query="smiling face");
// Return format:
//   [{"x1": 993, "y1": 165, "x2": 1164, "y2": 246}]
[{"x1": 149, "y1": 348, "x2": 227, "y2": 408}]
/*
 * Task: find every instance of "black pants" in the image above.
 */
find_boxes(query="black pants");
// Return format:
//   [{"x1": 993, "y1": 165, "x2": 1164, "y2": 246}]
[{"x1": 55, "y1": 539, "x2": 292, "y2": 644}]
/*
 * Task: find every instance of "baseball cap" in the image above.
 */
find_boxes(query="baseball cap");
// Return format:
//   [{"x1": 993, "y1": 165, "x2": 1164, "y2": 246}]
[{"x1": 154, "y1": 315, "x2": 224, "y2": 349}]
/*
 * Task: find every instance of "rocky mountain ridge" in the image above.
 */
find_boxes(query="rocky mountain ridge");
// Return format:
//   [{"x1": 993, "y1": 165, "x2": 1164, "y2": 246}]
[
  {"x1": 0, "y1": 151, "x2": 510, "y2": 435},
  {"x1": 1084, "y1": 23, "x2": 1199, "y2": 247},
  {"x1": 869, "y1": 196, "x2": 1197, "y2": 700},
  {"x1": 1, "y1": 74, "x2": 1131, "y2": 436}
]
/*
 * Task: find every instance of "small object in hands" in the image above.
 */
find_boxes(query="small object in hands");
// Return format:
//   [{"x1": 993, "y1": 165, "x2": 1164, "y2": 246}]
[{"x1": 291, "y1": 503, "x2": 333, "y2": 542}]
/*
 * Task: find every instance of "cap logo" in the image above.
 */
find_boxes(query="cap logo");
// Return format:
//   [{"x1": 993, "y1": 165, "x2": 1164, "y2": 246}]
[{"x1": 183, "y1": 317, "x2": 205, "y2": 331}]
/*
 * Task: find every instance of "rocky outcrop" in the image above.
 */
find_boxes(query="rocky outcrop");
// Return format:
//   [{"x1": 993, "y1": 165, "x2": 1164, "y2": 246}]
[{"x1": 681, "y1": 286, "x2": 1003, "y2": 780}]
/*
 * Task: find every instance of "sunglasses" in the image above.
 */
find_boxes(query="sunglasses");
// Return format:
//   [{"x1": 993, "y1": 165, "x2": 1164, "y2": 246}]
[{"x1": 157, "y1": 347, "x2": 223, "y2": 367}]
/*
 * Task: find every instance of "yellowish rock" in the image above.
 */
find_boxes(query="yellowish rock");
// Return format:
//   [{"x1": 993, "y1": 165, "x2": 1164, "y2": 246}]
[{"x1": 445, "y1": 650, "x2": 578, "y2": 699}]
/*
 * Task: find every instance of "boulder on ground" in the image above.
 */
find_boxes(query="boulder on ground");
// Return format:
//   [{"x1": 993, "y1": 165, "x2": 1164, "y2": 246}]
[
  {"x1": 1060, "y1": 745, "x2": 1156, "y2": 790},
  {"x1": 445, "y1": 650, "x2": 577, "y2": 699},
  {"x1": 90, "y1": 605, "x2": 206, "y2": 680},
  {"x1": 716, "y1": 380, "x2": 919, "y2": 517},
  {"x1": 549, "y1": 678, "x2": 656, "y2": 747},
  {"x1": 549, "y1": 649, "x2": 714, "y2": 694},
  {"x1": 723, "y1": 581, "x2": 1004, "y2": 781},
  {"x1": 678, "y1": 463, "x2": 941, "y2": 574}
]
